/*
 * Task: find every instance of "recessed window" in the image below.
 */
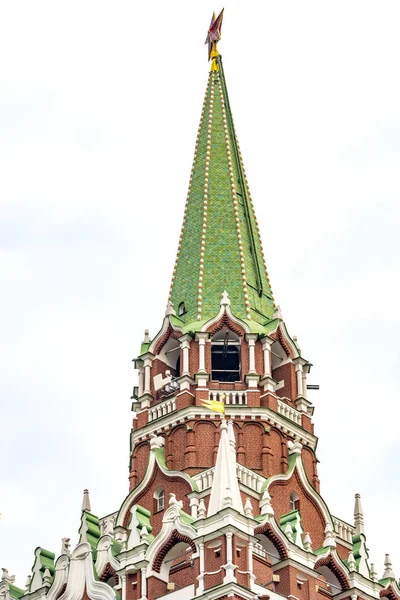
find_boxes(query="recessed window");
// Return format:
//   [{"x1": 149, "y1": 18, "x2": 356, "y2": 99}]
[
  {"x1": 289, "y1": 492, "x2": 300, "y2": 512},
  {"x1": 154, "y1": 487, "x2": 165, "y2": 512},
  {"x1": 211, "y1": 330, "x2": 240, "y2": 382},
  {"x1": 178, "y1": 302, "x2": 186, "y2": 316}
]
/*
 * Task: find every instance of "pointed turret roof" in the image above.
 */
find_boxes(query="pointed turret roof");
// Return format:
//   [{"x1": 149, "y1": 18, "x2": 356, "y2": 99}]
[
  {"x1": 208, "y1": 419, "x2": 243, "y2": 516},
  {"x1": 169, "y1": 46, "x2": 275, "y2": 329}
]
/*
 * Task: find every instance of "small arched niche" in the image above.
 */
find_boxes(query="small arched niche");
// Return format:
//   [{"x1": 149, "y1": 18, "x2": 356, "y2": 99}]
[
  {"x1": 211, "y1": 329, "x2": 241, "y2": 382},
  {"x1": 316, "y1": 566, "x2": 342, "y2": 595},
  {"x1": 289, "y1": 491, "x2": 300, "y2": 512},
  {"x1": 153, "y1": 487, "x2": 165, "y2": 513},
  {"x1": 158, "y1": 337, "x2": 181, "y2": 375},
  {"x1": 254, "y1": 534, "x2": 281, "y2": 565}
]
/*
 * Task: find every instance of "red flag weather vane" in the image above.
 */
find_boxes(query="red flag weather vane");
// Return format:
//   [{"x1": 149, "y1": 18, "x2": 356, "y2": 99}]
[{"x1": 205, "y1": 9, "x2": 224, "y2": 69}]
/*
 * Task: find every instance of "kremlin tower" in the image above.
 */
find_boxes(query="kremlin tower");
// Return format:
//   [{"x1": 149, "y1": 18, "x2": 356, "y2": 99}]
[{"x1": 1, "y1": 10, "x2": 398, "y2": 600}]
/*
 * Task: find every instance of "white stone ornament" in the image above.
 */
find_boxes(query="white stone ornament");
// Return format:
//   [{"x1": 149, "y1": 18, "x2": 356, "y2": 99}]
[
  {"x1": 348, "y1": 551, "x2": 356, "y2": 572},
  {"x1": 383, "y1": 554, "x2": 395, "y2": 580},
  {"x1": 303, "y1": 532, "x2": 312, "y2": 552},
  {"x1": 61, "y1": 537, "x2": 71, "y2": 557},
  {"x1": 260, "y1": 490, "x2": 274, "y2": 517},
  {"x1": 244, "y1": 497, "x2": 253, "y2": 518},
  {"x1": 42, "y1": 568, "x2": 52, "y2": 587},
  {"x1": 370, "y1": 563, "x2": 378, "y2": 581},
  {"x1": 220, "y1": 290, "x2": 231, "y2": 306},
  {"x1": 287, "y1": 439, "x2": 303, "y2": 455},
  {"x1": 25, "y1": 576, "x2": 32, "y2": 591},
  {"x1": 165, "y1": 301, "x2": 176, "y2": 316},
  {"x1": 149, "y1": 433, "x2": 165, "y2": 450},
  {"x1": 198, "y1": 499, "x2": 207, "y2": 519},
  {"x1": 284, "y1": 522, "x2": 294, "y2": 543},
  {"x1": 323, "y1": 522, "x2": 337, "y2": 548}
]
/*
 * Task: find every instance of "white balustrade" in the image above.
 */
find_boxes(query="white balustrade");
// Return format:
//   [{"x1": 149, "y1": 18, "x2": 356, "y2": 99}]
[
  {"x1": 193, "y1": 464, "x2": 265, "y2": 494},
  {"x1": 253, "y1": 542, "x2": 267, "y2": 560},
  {"x1": 209, "y1": 390, "x2": 247, "y2": 405},
  {"x1": 277, "y1": 399, "x2": 302, "y2": 425},
  {"x1": 148, "y1": 397, "x2": 177, "y2": 422},
  {"x1": 333, "y1": 517, "x2": 354, "y2": 544}
]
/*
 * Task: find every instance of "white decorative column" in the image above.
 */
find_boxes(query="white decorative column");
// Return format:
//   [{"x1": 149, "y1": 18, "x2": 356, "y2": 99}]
[
  {"x1": 294, "y1": 358, "x2": 304, "y2": 398},
  {"x1": 140, "y1": 567, "x2": 147, "y2": 600},
  {"x1": 121, "y1": 574, "x2": 126, "y2": 600},
  {"x1": 245, "y1": 333, "x2": 259, "y2": 388},
  {"x1": 140, "y1": 353, "x2": 154, "y2": 409},
  {"x1": 248, "y1": 541, "x2": 256, "y2": 591},
  {"x1": 259, "y1": 335, "x2": 275, "y2": 392},
  {"x1": 195, "y1": 332, "x2": 209, "y2": 387},
  {"x1": 223, "y1": 532, "x2": 237, "y2": 584},
  {"x1": 178, "y1": 334, "x2": 193, "y2": 391},
  {"x1": 196, "y1": 542, "x2": 205, "y2": 596},
  {"x1": 179, "y1": 334, "x2": 191, "y2": 376},
  {"x1": 137, "y1": 362, "x2": 144, "y2": 397}
]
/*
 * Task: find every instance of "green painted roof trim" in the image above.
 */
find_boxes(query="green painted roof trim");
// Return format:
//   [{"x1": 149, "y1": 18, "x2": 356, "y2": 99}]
[
  {"x1": 154, "y1": 446, "x2": 199, "y2": 493},
  {"x1": 8, "y1": 585, "x2": 24, "y2": 599},
  {"x1": 136, "y1": 504, "x2": 153, "y2": 534},
  {"x1": 179, "y1": 510, "x2": 196, "y2": 525},
  {"x1": 280, "y1": 509, "x2": 300, "y2": 527},
  {"x1": 79, "y1": 511, "x2": 101, "y2": 560}
]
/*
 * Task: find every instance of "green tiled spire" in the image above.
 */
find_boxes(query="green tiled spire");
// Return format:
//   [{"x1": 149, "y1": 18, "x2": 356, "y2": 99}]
[{"x1": 169, "y1": 55, "x2": 275, "y2": 328}]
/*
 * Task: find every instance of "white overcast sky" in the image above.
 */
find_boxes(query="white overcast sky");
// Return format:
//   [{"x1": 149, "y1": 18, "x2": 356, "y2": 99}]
[{"x1": 1, "y1": 0, "x2": 399, "y2": 586}]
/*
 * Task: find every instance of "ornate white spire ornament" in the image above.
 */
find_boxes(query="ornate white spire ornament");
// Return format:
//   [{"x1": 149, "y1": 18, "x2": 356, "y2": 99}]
[
  {"x1": 303, "y1": 532, "x2": 312, "y2": 552},
  {"x1": 354, "y1": 493, "x2": 364, "y2": 535},
  {"x1": 81, "y1": 489, "x2": 91, "y2": 512},
  {"x1": 348, "y1": 551, "x2": 356, "y2": 571},
  {"x1": 323, "y1": 522, "x2": 336, "y2": 548},
  {"x1": 207, "y1": 419, "x2": 243, "y2": 516},
  {"x1": 383, "y1": 554, "x2": 395, "y2": 580}
]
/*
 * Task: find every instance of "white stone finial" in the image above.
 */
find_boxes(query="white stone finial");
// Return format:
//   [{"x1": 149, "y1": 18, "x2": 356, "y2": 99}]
[
  {"x1": 323, "y1": 522, "x2": 336, "y2": 548},
  {"x1": 165, "y1": 301, "x2": 176, "y2": 317},
  {"x1": 303, "y1": 532, "x2": 312, "y2": 552},
  {"x1": 150, "y1": 433, "x2": 165, "y2": 450},
  {"x1": 25, "y1": 576, "x2": 32, "y2": 591},
  {"x1": 168, "y1": 493, "x2": 183, "y2": 509},
  {"x1": 220, "y1": 290, "x2": 230, "y2": 306},
  {"x1": 198, "y1": 499, "x2": 207, "y2": 519},
  {"x1": 287, "y1": 439, "x2": 303, "y2": 455},
  {"x1": 42, "y1": 569, "x2": 52, "y2": 587},
  {"x1": 284, "y1": 522, "x2": 294, "y2": 543},
  {"x1": 370, "y1": 563, "x2": 378, "y2": 582},
  {"x1": 61, "y1": 537, "x2": 71, "y2": 557},
  {"x1": 260, "y1": 490, "x2": 274, "y2": 517},
  {"x1": 140, "y1": 525, "x2": 148, "y2": 540},
  {"x1": 143, "y1": 329, "x2": 150, "y2": 343},
  {"x1": 273, "y1": 305, "x2": 283, "y2": 320},
  {"x1": 383, "y1": 554, "x2": 395, "y2": 580},
  {"x1": 81, "y1": 489, "x2": 91, "y2": 512},
  {"x1": 244, "y1": 498, "x2": 253, "y2": 518},
  {"x1": 348, "y1": 551, "x2": 356, "y2": 572},
  {"x1": 1, "y1": 570, "x2": 15, "y2": 584},
  {"x1": 354, "y1": 493, "x2": 364, "y2": 535},
  {"x1": 207, "y1": 418, "x2": 243, "y2": 517}
]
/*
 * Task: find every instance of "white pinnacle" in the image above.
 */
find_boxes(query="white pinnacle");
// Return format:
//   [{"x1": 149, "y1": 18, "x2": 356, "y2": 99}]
[
  {"x1": 208, "y1": 419, "x2": 243, "y2": 516},
  {"x1": 354, "y1": 493, "x2": 364, "y2": 535},
  {"x1": 81, "y1": 489, "x2": 91, "y2": 512},
  {"x1": 383, "y1": 554, "x2": 395, "y2": 580}
]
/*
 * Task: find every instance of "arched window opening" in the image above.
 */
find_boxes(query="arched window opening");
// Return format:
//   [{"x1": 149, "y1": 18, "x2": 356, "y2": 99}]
[
  {"x1": 289, "y1": 492, "x2": 300, "y2": 512},
  {"x1": 178, "y1": 302, "x2": 186, "y2": 316},
  {"x1": 154, "y1": 487, "x2": 165, "y2": 512},
  {"x1": 211, "y1": 329, "x2": 240, "y2": 382},
  {"x1": 254, "y1": 534, "x2": 281, "y2": 565},
  {"x1": 316, "y1": 566, "x2": 342, "y2": 595}
]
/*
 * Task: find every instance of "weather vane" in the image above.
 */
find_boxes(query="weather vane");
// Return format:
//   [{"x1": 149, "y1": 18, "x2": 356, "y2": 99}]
[{"x1": 205, "y1": 9, "x2": 224, "y2": 71}]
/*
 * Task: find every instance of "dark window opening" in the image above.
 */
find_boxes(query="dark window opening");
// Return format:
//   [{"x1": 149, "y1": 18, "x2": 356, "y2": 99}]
[
  {"x1": 211, "y1": 342, "x2": 240, "y2": 382},
  {"x1": 178, "y1": 302, "x2": 186, "y2": 316}
]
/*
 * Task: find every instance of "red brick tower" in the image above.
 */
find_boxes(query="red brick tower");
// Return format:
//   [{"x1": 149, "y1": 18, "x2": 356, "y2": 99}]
[{"x1": 7, "y1": 11, "x2": 398, "y2": 600}]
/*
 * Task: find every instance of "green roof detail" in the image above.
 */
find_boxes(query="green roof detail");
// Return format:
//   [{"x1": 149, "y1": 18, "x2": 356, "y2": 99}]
[
  {"x1": 30, "y1": 547, "x2": 55, "y2": 591},
  {"x1": 168, "y1": 55, "x2": 275, "y2": 330},
  {"x1": 8, "y1": 584, "x2": 24, "y2": 599},
  {"x1": 78, "y1": 511, "x2": 101, "y2": 559}
]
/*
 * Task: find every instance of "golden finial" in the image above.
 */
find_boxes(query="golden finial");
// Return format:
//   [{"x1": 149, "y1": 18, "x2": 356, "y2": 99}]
[{"x1": 205, "y1": 9, "x2": 224, "y2": 71}]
